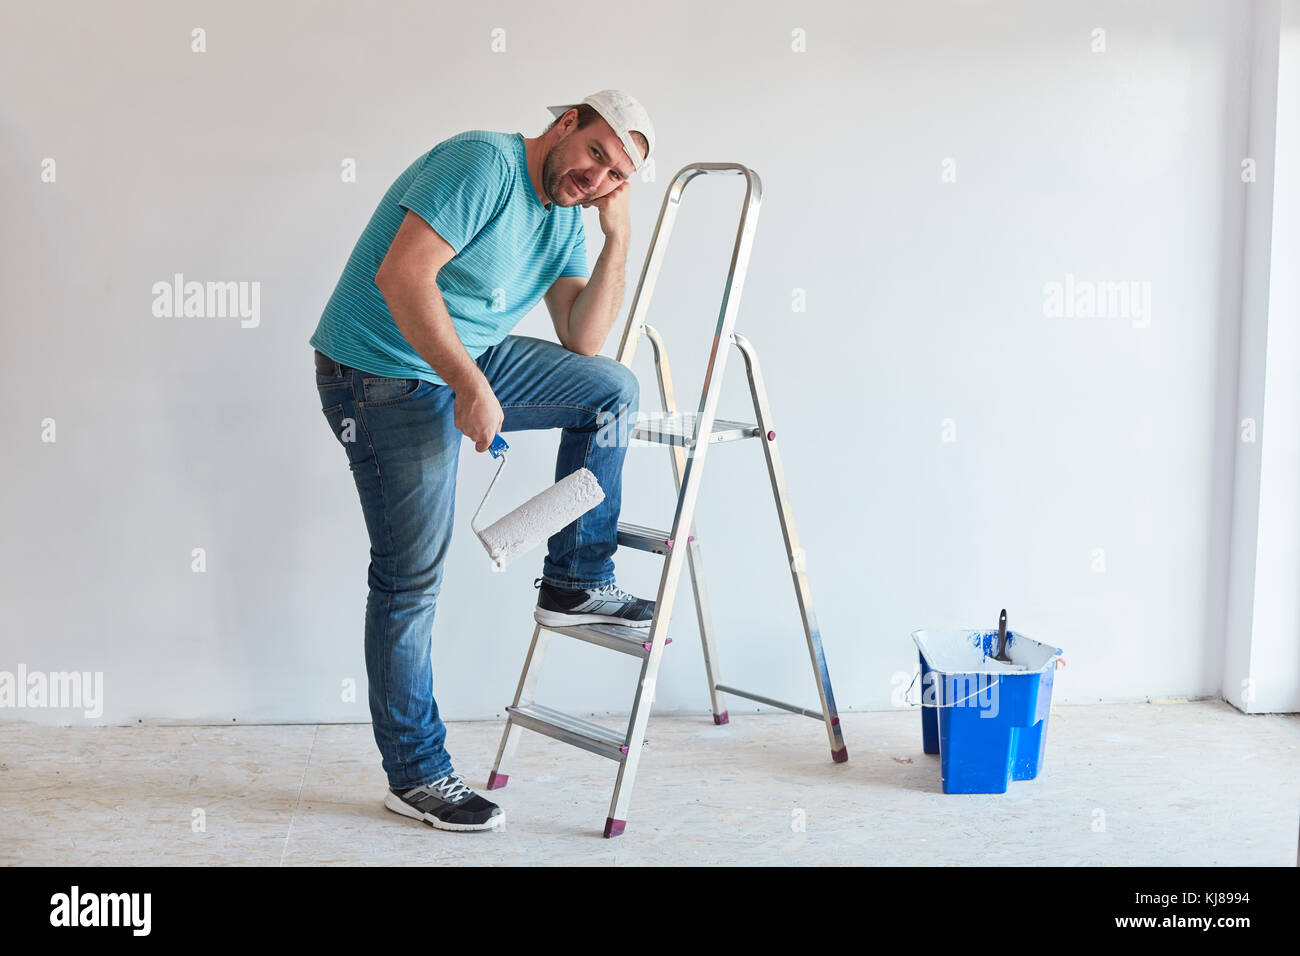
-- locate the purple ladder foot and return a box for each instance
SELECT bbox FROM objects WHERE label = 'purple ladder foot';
[831,746,848,763]
[486,771,509,790]
[713,710,730,725]
[604,817,626,838]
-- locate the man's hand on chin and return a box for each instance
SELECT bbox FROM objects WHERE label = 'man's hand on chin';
[583,179,630,246]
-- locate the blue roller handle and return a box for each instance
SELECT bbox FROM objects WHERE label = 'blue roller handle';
[488,434,509,458]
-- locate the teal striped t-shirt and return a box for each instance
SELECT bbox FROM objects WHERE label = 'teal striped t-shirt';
[309,130,590,385]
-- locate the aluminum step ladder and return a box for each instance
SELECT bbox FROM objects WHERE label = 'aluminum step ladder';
[486,161,847,838]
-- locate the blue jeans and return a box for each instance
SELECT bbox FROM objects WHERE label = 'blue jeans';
[314,335,640,790]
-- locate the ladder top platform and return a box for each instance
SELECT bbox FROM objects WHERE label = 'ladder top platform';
[633,410,761,447]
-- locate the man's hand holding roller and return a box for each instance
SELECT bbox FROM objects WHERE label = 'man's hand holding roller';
[453,378,504,454]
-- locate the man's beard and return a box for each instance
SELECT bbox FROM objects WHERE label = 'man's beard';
[542,148,586,207]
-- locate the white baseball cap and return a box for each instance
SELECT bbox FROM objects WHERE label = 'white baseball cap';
[546,89,656,172]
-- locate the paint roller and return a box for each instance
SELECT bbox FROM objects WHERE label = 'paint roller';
[470,434,606,571]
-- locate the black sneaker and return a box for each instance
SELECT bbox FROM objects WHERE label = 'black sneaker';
[533,577,655,629]
[384,772,504,832]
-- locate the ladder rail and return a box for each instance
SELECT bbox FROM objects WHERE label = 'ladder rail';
[643,323,845,739]
[606,166,763,827]
[733,332,846,760]
[489,160,847,837]
[615,162,760,381]
[643,323,727,721]
[487,624,552,790]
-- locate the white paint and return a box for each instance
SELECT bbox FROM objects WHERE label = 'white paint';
[912,629,1060,676]
[477,467,604,569]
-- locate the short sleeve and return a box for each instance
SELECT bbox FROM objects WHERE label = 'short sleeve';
[398,140,509,255]
[558,221,590,278]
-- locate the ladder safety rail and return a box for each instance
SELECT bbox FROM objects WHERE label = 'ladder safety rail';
[615,163,761,373]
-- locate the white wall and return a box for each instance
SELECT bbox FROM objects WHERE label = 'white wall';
[1223,0,1300,714]
[0,0,1279,725]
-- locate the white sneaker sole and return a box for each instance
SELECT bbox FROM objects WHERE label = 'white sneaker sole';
[384,790,505,832]
[534,606,653,629]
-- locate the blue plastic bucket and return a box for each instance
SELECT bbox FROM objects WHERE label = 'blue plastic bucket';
[911,628,1062,794]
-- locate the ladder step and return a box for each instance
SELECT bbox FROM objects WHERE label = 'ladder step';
[617,520,695,555]
[535,617,672,658]
[632,411,761,447]
[505,702,647,762]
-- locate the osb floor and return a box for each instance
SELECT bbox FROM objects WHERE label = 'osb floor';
[1,700,1296,866]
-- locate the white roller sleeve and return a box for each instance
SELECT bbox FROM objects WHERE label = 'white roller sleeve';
[477,467,605,570]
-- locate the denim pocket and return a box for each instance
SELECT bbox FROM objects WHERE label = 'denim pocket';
[317,376,352,414]
[320,402,349,443]
[360,376,422,407]
[321,402,370,466]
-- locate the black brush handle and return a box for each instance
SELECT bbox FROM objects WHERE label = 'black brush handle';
[995,608,1010,661]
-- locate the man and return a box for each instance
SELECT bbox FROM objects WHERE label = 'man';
[309,90,659,832]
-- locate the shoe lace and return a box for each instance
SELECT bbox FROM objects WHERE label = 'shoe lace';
[595,582,638,603]
[430,772,472,802]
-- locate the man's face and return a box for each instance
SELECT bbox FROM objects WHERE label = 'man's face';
[541,115,639,207]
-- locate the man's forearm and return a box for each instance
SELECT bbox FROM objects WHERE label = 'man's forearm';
[379,276,483,392]
[566,237,628,356]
